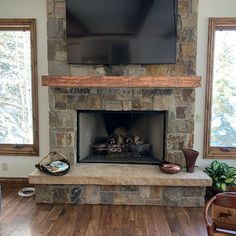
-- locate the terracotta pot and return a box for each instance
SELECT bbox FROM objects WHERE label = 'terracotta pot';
[182,149,199,173]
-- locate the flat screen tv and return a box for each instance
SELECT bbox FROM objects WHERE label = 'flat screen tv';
[66,0,177,65]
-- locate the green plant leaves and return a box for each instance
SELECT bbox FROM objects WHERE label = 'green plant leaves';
[221,183,227,191]
[211,160,220,171]
[220,163,228,173]
[228,167,236,176]
[219,175,227,180]
[216,182,221,190]
[205,167,215,177]
[205,160,236,192]
[224,177,235,184]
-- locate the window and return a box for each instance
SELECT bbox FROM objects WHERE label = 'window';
[204,18,236,159]
[0,19,39,155]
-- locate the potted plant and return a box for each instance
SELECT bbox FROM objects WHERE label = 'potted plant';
[205,160,236,194]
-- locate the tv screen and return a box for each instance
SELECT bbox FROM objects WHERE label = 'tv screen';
[66,0,177,65]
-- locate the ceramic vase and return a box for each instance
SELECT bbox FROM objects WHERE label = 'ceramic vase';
[182,149,199,173]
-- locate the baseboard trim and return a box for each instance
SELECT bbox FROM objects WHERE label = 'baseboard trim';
[0,177,29,183]
[0,177,30,188]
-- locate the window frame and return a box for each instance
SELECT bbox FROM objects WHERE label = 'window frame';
[204,17,236,159]
[0,19,39,156]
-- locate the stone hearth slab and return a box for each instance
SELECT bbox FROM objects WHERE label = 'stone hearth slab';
[29,164,211,186]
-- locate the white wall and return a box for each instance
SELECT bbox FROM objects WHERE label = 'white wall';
[195,0,236,169]
[0,0,235,177]
[0,0,49,177]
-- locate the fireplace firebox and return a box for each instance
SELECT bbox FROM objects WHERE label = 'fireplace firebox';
[77,111,167,164]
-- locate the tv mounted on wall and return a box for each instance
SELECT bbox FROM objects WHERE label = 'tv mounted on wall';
[66,0,177,65]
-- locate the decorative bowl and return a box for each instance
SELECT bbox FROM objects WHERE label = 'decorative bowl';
[159,163,182,174]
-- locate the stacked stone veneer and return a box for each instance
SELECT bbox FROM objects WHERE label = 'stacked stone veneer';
[37,0,205,206]
[36,185,205,207]
[47,0,199,165]
[49,87,195,167]
[47,0,198,76]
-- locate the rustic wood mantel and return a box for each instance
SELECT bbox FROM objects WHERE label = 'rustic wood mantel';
[42,75,201,88]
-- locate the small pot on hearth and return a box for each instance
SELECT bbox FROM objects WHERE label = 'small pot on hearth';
[182,148,199,173]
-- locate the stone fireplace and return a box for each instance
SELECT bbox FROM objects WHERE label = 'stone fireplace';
[29,0,212,206]
[49,87,195,167]
[31,85,210,207]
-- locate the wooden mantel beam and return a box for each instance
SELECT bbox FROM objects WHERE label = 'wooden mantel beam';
[42,75,201,88]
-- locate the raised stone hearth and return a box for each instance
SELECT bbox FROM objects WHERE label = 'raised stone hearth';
[29,164,211,206]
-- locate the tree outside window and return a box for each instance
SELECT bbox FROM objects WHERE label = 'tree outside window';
[0,19,39,155]
[204,18,236,159]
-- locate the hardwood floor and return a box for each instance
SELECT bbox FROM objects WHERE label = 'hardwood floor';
[0,186,208,236]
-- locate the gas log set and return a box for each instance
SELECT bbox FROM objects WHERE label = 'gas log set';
[92,127,151,156]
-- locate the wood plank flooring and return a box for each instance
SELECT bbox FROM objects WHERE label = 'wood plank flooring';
[0,187,208,236]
